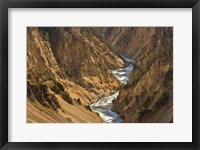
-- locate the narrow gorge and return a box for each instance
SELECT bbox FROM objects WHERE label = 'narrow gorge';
[90,54,135,123]
[27,27,173,123]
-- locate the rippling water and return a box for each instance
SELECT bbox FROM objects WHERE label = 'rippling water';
[90,54,134,123]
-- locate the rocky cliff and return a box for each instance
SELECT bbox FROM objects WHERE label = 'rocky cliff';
[27,27,173,123]
[112,27,173,123]
[39,27,124,101]
[95,27,170,61]
[27,27,123,123]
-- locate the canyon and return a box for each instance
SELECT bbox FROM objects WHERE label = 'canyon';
[27,27,173,123]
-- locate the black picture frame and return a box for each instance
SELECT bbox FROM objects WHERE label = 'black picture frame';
[0,0,199,149]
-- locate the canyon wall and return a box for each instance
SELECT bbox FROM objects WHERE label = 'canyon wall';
[95,27,170,61]
[39,27,124,100]
[27,27,173,123]
[27,27,123,123]
[112,27,173,123]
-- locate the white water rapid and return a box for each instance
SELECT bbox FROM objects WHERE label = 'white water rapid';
[90,54,135,123]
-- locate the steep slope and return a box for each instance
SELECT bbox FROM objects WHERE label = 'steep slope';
[27,27,173,123]
[95,27,169,61]
[38,27,124,99]
[27,27,103,123]
[113,27,173,123]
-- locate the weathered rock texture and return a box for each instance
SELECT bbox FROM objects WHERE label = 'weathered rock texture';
[27,27,124,123]
[111,27,173,123]
[27,27,173,123]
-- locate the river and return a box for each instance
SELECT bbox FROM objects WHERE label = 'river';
[90,54,135,123]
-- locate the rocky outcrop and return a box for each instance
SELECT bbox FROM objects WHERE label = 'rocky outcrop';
[27,27,102,123]
[38,27,124,99]
[113,27,173,123]
[27,27,173,123]
[95,27,171,61]
[27,27,124,123]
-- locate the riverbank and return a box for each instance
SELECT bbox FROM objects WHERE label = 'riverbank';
[90,54,135,123]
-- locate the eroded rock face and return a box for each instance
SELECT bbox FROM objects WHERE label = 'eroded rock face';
[27,27,124,123]
[27,27,173,123]
[112,28,173,123]
[95,27,171,61]
[39,27,124,99]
